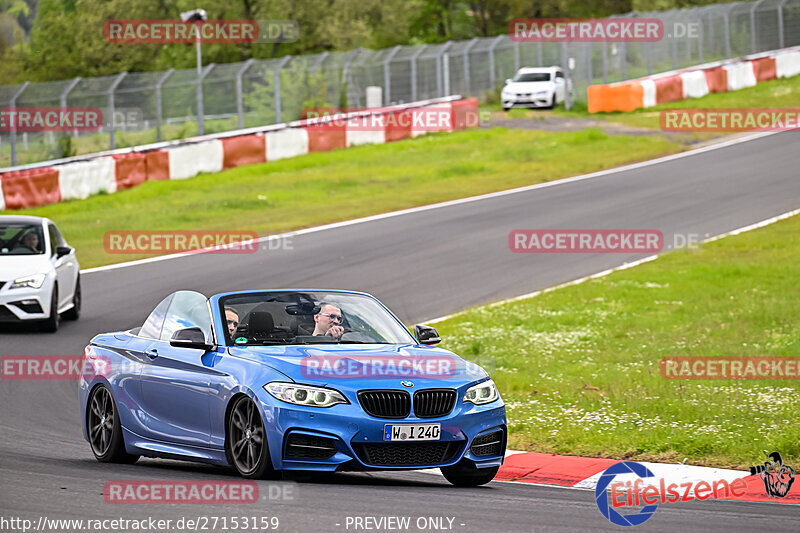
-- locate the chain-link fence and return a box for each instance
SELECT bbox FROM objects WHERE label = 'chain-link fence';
[2,0,798,168]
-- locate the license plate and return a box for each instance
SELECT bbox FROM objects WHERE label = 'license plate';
[383,423,440,441]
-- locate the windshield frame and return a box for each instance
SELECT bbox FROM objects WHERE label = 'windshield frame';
[214,290,417,347]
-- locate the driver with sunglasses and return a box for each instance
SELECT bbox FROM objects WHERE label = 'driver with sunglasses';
[225,307,240,337]
[312,303,344,339]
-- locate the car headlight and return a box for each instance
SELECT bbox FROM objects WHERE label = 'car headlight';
[10,274,46,290]
[264,382,348,408]
[464,379,499,405]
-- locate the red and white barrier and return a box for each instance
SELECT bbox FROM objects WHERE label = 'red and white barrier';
[776,50,800,78]
[58,157,116,201]
[0,96,477,211]
[723,62,757,91]
[168,139,224,180]
[266,128,309,160]
[589,46,800,113]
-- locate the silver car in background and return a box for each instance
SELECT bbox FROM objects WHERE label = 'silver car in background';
[0,215,81,332]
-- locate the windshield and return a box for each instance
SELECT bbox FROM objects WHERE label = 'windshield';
[220,291,416,346]
[512,72,551,82]
[0,224,46,256]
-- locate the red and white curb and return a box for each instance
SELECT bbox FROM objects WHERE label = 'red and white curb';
[423,451,799,505]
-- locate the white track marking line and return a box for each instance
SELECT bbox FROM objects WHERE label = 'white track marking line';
[424,207,800,324]
[82,130,783,275]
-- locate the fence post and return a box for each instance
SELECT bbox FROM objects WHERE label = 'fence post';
[437,41,453,97]
[586,42,593,85]
[9,81,29,167]
[601,42,608,83]
[488,35,505,89]
[410,45,426,102]
[155,68,174,142]
[341,48,361,107]
[537,41,543,65]
[697,12,704,64]
[463,38,479,95]
[777,0,787,48]
[443,53,450,96]
[60,77,81,141]
[514,40,520,71]
[383,45,402,105]
[235,59,254,129]
[723,11,731,58]
[646,41,653,75]
[197,63,214,135]
[620,41,627,80]
[274,56,292,123]
[750,0,765,54]
[107,72,127,150]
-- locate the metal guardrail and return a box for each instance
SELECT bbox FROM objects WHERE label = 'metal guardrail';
[1,0,798,167]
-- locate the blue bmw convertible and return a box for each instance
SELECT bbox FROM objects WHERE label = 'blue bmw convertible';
[79,289,506,486]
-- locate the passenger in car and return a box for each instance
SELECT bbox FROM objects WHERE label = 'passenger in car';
[224,307,240,337]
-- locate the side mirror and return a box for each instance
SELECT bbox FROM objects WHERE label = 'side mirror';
[505,78,512,85]
[414,324,441,345]
[56,246,72,258]
[170,327,215,351]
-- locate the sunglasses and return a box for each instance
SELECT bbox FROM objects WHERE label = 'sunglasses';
[227,319,239,327]
[319,313,342,322]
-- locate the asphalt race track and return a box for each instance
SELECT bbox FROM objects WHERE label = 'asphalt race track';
[1,132,799,532]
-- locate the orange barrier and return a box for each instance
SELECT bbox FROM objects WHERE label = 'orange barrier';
[1,167,61,210]
[587,82,643,113]
[305,123,347,153]
[113,153,147,191]
[451,97,479,130]
[751,57,777,82]
[654,75,683,104]
[222,134,266,169]
[385,110,413,143]
[704,67,729,93]
[144,150,170,181]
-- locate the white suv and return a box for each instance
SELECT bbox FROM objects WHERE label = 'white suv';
[0,215,81,332]
[501,66,569,110]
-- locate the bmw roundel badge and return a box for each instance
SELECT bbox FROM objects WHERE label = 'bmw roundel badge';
[401,380,414,388]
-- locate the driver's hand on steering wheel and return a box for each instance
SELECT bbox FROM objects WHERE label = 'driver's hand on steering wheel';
[326,325,344,339]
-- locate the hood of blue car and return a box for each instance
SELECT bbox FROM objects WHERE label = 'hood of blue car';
[227,343,488,389]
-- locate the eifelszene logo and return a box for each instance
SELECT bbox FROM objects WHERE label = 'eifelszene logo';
[750,452,795,498]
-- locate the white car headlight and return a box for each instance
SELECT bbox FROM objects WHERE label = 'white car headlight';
[264,382,348,408]
[464,379,499,405]
[10,273,46,290]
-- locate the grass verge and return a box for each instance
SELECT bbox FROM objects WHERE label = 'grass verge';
[436,214,800,469]
[10,127,681,268]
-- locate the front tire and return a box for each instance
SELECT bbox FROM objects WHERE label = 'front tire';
[41,286,59,333]
[63,277,81,320]
[226,395,275,479]
[87,385,139,464]
[441,461,499,487]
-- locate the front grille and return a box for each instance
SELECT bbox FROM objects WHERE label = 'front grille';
[0,305,20,322]
[284,433,337,460]
[354,442,462,467]
[358,390,411,419]
[470,430,504,457]
[413,389,457,418]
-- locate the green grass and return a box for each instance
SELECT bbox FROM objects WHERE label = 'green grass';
[10,127,681,268]
[435,214,800,469]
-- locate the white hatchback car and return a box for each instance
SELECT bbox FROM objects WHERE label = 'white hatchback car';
[0,215,81,332]
[501,66,569,110]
